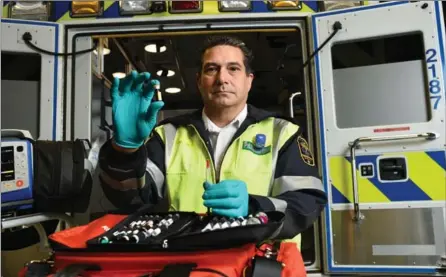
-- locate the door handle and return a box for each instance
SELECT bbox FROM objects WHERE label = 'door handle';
[288,92,301,119]
[348,132,438,223]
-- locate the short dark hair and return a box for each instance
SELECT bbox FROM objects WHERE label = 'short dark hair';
[198,35,254,75]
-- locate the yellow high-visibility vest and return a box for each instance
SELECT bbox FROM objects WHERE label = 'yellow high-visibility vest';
[153,117,301,247]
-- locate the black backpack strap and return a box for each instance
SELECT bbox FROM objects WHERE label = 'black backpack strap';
[246,241,283,277]
[53,264,101,277]
[247,256,282,277]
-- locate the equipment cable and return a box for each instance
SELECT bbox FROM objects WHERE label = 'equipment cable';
[21,32,97,56]
[303,21,342,69]
[277,21,343,73]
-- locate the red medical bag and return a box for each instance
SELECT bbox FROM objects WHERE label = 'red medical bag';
[19,208,307,277]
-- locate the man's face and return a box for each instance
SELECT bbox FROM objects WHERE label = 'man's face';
[197,45,254,109]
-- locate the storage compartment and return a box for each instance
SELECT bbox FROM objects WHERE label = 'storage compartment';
[378,157,407,181]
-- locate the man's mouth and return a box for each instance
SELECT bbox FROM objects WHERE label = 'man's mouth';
[213,90,232,94]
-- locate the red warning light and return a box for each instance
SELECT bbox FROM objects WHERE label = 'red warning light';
[170,1,202,13]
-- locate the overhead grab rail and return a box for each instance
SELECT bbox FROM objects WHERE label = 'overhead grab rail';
[348,132,438,223]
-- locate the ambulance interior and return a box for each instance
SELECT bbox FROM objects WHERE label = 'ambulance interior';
[91,30,310,138]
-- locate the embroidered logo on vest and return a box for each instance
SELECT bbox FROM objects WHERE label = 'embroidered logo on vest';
[242,141,271,155]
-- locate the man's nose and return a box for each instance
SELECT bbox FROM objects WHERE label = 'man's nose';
[216,68,230,84]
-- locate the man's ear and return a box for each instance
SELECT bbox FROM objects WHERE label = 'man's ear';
[247,72,254,92]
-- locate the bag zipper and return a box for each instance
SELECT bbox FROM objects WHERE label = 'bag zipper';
[162,239,168,249]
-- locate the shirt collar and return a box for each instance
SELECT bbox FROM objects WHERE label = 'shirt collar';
[202,105,248,132]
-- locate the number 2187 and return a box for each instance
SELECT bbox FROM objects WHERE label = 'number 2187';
[426,48,442,110]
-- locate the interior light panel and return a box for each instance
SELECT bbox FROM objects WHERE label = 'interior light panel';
[8,1,50,21]
[119,0,151,15]
[219,0,251,12]
[71,1,103,17]
[268,0,301,10]
[169,1,202,13]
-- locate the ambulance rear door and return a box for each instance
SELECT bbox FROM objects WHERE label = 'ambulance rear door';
[1,19,64,141]
[311,1,446,275]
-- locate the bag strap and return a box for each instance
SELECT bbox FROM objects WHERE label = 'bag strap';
[248,256,282,277]
[246,241,283,277]
[53,264,101,277]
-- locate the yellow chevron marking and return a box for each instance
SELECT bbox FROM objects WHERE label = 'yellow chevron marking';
[104,1,115,11]
[329,156,390,203]
[300,3,315,13]
[383,152,446,201]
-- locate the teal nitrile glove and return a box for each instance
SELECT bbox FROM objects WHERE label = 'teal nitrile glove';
[111,70,164,149]
[202,180,249,218]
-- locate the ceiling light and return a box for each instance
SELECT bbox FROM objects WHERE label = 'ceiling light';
[157,69,175,77]
[113,72,126,79]
[165,87,181,94]
[93,48,111,55]
[145,44,166,53]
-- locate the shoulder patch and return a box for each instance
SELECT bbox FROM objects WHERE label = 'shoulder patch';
[297,136,315,166]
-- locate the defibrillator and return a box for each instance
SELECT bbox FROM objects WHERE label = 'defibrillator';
[1,129,34,212]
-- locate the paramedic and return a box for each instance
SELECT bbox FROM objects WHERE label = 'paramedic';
[98,35,327,239]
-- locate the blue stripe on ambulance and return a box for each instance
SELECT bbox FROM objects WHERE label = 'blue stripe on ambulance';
[426,150,446,169]
[331,185,350,204]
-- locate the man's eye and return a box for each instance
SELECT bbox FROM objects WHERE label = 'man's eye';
[205,68,217,73]
[229,67,240,71]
